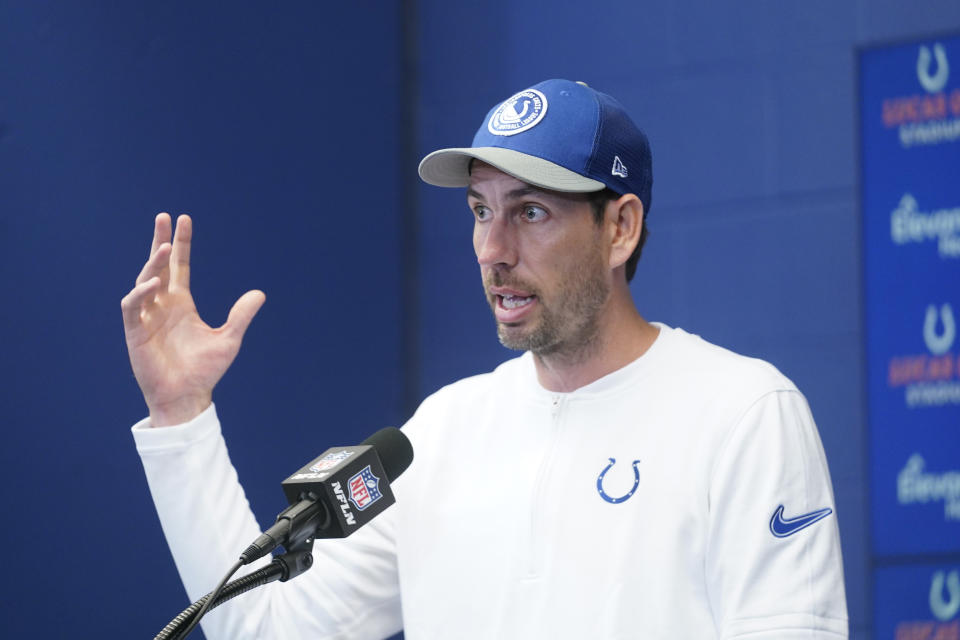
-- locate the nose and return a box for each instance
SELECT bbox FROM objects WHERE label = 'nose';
[475,216,517,268]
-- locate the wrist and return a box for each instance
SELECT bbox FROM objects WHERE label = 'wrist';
[148,394,213,427]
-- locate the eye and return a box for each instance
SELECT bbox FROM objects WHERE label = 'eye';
[521,205,547,222]
[473,205,491,221]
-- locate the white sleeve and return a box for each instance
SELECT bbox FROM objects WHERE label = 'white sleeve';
[705,390,848,640]
[132,404,403,640]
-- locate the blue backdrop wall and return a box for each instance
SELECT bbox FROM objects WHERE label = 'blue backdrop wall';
[2,2,960,638]
[0,3,404,637]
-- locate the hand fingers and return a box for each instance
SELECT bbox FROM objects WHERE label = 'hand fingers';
[224,290,266,339]
[150,213,172,257]
[136,243,172,286]
[121,277,162,330]
[170,214,193,290]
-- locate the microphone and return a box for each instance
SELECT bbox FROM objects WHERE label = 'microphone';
[241,427,413,564]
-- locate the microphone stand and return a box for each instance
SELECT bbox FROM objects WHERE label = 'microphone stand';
[153,543,315,640]
[155,494,327,639]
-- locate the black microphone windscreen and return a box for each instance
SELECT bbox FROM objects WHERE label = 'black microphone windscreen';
[362,427,413,483]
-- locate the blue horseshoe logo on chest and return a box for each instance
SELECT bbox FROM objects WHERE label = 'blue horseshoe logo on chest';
[597,458,641,504]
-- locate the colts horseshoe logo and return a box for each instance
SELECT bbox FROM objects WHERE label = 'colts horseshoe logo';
[930,570,960,622]
[924,304,956,356]
[597,458,641,504]
[917,44,950,94]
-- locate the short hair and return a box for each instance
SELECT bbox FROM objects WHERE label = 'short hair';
[587,189,649,282]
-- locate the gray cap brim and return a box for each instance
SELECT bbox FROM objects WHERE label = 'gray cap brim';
[418,147,605,193]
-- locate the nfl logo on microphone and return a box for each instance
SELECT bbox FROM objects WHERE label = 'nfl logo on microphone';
[348,465,383,511]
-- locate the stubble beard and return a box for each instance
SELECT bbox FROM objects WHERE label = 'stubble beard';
[486,255,611,362]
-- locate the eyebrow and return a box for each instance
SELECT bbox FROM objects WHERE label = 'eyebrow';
[466,185,544,202]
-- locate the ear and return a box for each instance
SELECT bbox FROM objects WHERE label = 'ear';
[607,193,644,271]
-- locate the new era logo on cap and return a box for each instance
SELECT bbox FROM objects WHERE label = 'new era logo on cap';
[612,155,628,178]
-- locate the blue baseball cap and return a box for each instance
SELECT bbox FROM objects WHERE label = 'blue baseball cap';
[418,79,653,210]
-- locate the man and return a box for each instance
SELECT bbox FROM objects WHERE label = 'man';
[125,79,848,638]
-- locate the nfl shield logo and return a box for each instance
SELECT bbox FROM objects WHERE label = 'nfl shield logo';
[348,465,383,511]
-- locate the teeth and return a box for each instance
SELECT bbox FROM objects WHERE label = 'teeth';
[502,295,534,309]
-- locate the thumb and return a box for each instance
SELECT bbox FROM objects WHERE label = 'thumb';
[225,289,267,339]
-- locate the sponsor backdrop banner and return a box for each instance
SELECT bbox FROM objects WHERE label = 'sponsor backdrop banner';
[875,564,960,639]
[862,34,960,555]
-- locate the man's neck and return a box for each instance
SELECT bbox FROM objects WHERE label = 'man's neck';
[532,293,659,393]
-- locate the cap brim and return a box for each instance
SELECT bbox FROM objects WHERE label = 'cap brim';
[418,147,605,193]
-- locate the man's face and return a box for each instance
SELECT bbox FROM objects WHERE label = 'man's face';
[467,163,611,357]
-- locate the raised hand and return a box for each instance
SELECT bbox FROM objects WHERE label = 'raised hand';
[121,213,266,426]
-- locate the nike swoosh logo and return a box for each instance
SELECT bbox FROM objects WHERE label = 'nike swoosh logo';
[769,504,833,538]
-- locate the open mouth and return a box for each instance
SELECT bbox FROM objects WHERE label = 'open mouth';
[493,292,538,323]
[499,294,536,310]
